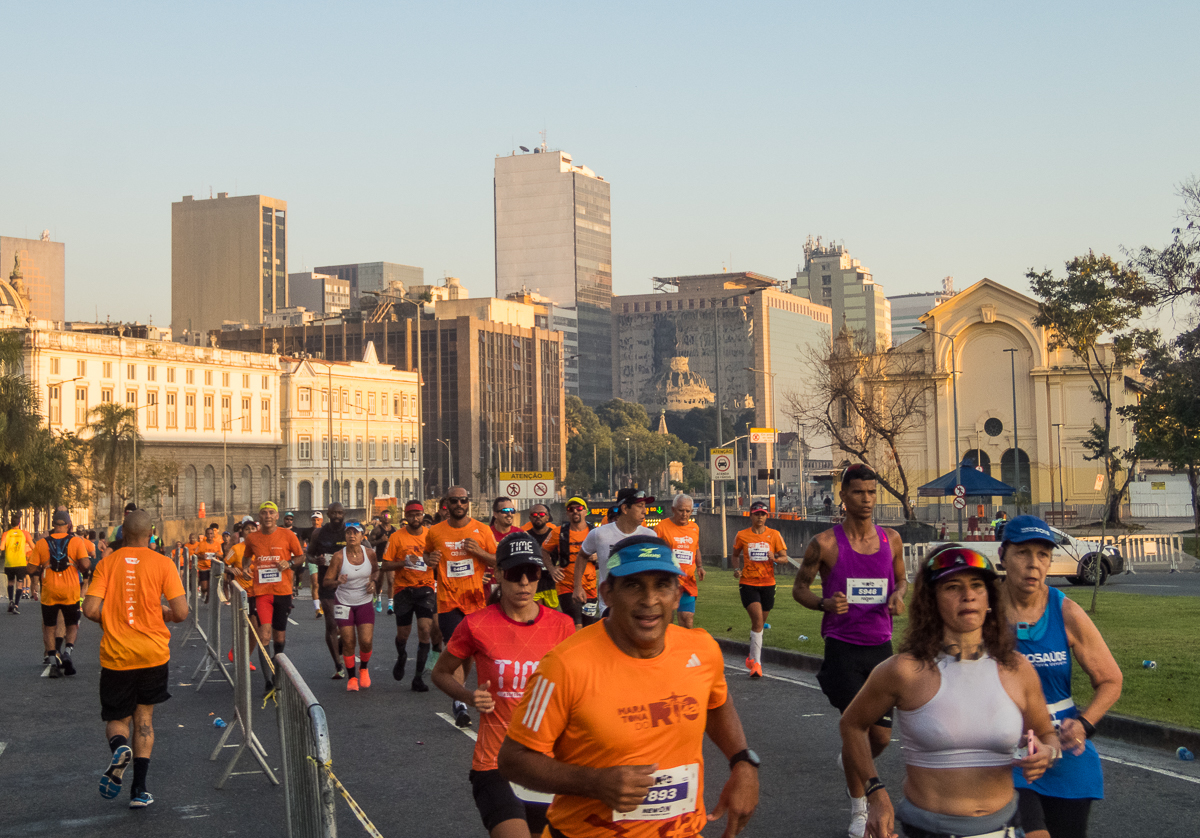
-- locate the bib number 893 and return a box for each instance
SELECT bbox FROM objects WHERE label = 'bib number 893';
[646,787,679,802]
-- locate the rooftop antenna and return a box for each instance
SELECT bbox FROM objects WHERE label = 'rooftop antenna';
[539,128,547,152]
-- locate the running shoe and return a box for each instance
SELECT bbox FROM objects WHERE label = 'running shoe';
[42,653,52,666]
[848,795,868,838]
[60,652,76,677]
[373,595,383,613]
[129,791,154,809]
[10,604,18,615]
[359,670,372,689]
[315,607,323,619]
[332,667,347,680]
[347,676,359,692]
[453,700,471,728]
[411,675,429,693]
[99,745,132,799]
[426,649,440,671]
[745,657,763,679]
[393,652,407,681]
[387,600,394,615]
[48,653,62,678]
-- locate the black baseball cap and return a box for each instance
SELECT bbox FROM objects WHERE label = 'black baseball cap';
[616,488,655,507]
[495,532,545,572]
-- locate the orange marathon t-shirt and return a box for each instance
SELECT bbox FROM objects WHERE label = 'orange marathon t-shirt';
[242,528,305,597]
[30,534,93,606]
[446,603,575,771]
[425,519,498,615]
[225,542,251,592]
[734,527,788,587]
[507,623,729,838]
[542,525,596,598]
[655,519,701,597]
[383,527,434,590]
[88,547,186,671]
[198,535,223,571]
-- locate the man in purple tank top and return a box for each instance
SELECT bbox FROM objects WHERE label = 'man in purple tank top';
[793,463,906,838]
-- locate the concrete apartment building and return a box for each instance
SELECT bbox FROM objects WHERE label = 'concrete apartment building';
[279,344,421,513]
[1,233,65,322]
[888,278,957,347]
[792,237,891,350]
[506,289,580,397]
[288,271,351,315]
[171,193,288,342]
[613,272,832,498]
[494,146,612,405]
[313,261,424,309]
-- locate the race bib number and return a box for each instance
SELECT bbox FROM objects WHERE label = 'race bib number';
[333,604,350,620]
[257,565,283,584]
[447,558,474,579]
[846,578,887,604]
[510,781,553,805]
[748,544,771,562]
[405,555,427,572]
[612,763,698,822]
[582,602,598,617]
[673,548,694,567]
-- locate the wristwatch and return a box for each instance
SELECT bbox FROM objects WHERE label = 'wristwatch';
[729,748,761,770]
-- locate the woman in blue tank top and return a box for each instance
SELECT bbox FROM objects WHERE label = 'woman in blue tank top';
[998,516,1123,838]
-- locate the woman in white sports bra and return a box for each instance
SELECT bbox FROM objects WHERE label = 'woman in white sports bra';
[841,545,1062,838]
[323,522,381,692]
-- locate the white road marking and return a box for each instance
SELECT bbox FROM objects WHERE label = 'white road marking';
[725,662,822,690]
[40,665,51,678]
[437,711,478,741]
[1100,754,1200,784]
[0,742,6,758]
[288,617,299,625]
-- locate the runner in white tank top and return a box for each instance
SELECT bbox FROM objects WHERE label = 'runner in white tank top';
[323,523,380,692]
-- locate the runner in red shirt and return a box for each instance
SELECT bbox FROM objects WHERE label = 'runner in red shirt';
[237,501,306,693]
[432,531,575,838]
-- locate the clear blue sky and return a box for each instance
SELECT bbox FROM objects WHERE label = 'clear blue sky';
[3,2,1197,325]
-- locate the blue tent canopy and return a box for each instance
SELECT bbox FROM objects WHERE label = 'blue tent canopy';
[918,468,1016,497]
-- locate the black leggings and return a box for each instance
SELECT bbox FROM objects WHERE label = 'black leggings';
[1016,788,1092,838]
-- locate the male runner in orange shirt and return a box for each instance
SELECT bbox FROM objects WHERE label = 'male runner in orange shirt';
[543,497,597,628]
[198,523,222,604]
[380,500,435,692]
[83,510,188,809]
[500,534,759,838]
[424,486,497,727]
[30,510,94,676]
[655,493,705,629]
[239,501,306,693]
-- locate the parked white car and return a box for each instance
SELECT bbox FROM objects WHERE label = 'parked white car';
[931,526,1123,585]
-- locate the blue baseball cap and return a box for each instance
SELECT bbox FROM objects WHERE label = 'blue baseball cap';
[1002,515,1056,546]
[345,521,365,533]
[606,535,684,578]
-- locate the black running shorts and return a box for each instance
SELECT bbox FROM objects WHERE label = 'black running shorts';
[739,583,776,612]
[437,608,467,644]
[100,663,171,721]
[198,570,211,584]
[1016,788,1091,838]
[817,636,894,727]
[469,768,549,834]
[41,602,81,628]
[393,586,436,627]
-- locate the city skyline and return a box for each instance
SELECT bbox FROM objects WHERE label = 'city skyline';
[2,3,1196,326]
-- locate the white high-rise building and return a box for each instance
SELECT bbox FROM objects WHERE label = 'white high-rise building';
[792,237,891,350]
[494,145,612,405]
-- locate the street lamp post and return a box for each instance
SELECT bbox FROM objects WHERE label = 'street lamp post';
[746,366,778,513]
[222,412,251,516]
[625,437,631,489]
[915,326,962,538]
[436,438,453,490]
[1003,348,1021,502]
[1053,422,1065,523]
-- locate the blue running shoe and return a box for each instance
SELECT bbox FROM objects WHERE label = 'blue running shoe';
[129,791,154,809]
[99,746,132,799]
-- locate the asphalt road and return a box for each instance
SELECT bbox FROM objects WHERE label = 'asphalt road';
[1053,568,1200,598]
[3,592,1199,838]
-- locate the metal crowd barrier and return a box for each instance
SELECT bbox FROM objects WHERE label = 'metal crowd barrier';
[901,543,931,582]
[178,553,207,649]
[1083,532,1190,573]
[276,653,338,838]
[193,559,234,689]
[212,581,278,788]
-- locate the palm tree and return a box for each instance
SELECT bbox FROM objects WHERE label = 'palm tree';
[0,331,43,519]
[84,402,140,525]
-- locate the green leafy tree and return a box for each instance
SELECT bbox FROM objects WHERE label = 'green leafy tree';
[84,402,140,525]
[1029,252,1155,612]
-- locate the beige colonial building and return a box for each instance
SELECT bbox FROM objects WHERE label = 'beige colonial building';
[279,343,421,515]
[889,279,1140,515]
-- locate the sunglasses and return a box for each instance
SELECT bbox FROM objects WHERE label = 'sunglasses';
[497,508,516,514]
[924,547,993,581]
[529,511,549,518]
[447,498,470,505]
[503,566,542,583]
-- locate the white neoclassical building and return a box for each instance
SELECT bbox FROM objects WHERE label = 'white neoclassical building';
[279,342,421,515]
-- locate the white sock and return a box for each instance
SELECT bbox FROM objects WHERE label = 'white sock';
[314,600,321,611]
[749,630,763,663]
[850,795,867,813]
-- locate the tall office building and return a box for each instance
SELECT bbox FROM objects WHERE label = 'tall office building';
[313,262,424,309]
[171,193,287,341]
[288,271,351,315]
[792,237,890,350]
[0,233,65,322]
[494,146,612,405]
[888,278,956,347]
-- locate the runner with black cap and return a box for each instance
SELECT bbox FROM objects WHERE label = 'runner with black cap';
[432,531,575,838]
[576,488,656,614]
[499,534,759,838]
[29,510,93,676]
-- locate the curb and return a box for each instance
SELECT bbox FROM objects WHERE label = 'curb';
[714,637,1200,755]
